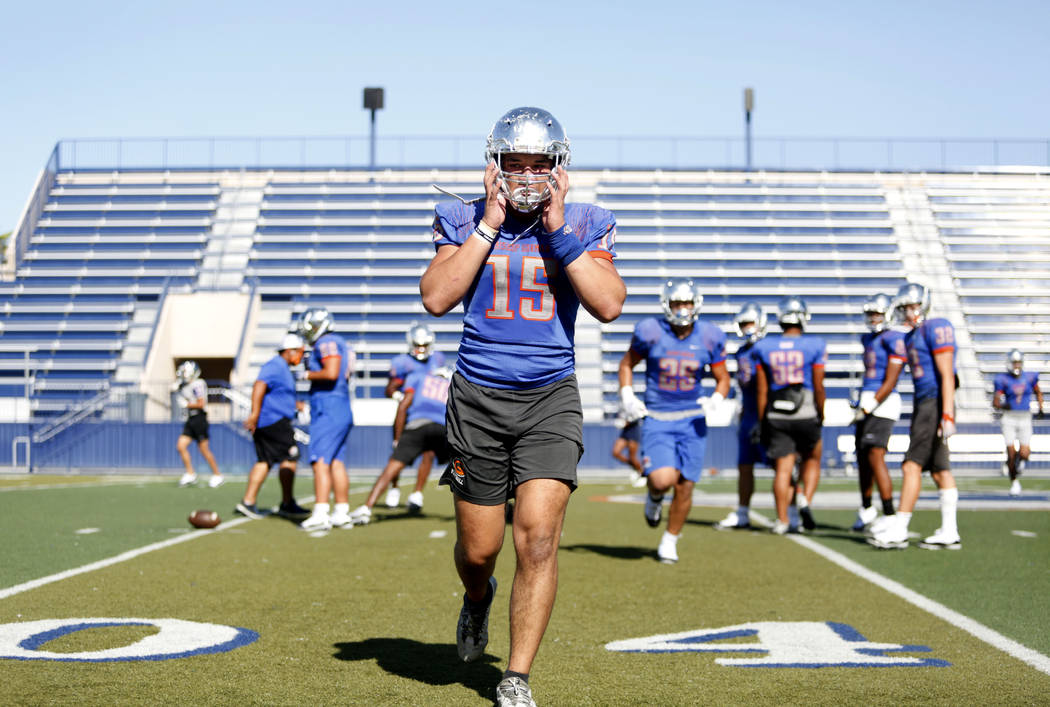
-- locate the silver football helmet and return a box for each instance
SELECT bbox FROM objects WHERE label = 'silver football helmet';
[893,282,930,325]
[484,106,571,213]
[660,279,702,327]
[863,293,893,333]
[176,360,201,384]
[777,296,810,329]
[1007,348,1024,375]
[296,307,334,344]
[734,301,767,343]
[406,322,435,362]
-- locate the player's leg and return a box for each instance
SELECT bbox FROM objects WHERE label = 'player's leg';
[277,461,307,510]
[412,449,436,496]
[197,438,223,483]
[362,458,409,511]
[771,454,795,527]
[611,437,630,466]
[796,434,822,530]
[454,496,506,662]
[922,460,960,548]
[1005,441,1017,477]
[626,439,643,473]
[507,477,571,675]
[241,461,270,505]
[176,434,195,475]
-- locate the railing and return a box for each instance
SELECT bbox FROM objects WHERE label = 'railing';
[5,145,58,274]
[54,136,1050,173]
[32,388,110,444]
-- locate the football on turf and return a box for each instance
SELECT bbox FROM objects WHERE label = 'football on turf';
[188,509,221,529]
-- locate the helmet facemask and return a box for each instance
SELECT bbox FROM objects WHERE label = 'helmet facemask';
[1007,349,1024,375]
[735,301,767,343]
[777,296,810,330]
[296,308,334,345]
[863,293,892,333]
[893,283,930,327]
[660,280,702,327]
[485,107,571,213]
[407,324,435,362]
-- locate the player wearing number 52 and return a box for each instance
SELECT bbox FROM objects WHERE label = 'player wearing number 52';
[753,296,827,535]
[421,107,624,707]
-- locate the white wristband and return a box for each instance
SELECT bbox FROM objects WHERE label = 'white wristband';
[473,220,498,244]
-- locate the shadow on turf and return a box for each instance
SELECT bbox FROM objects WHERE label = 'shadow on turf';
[560,543,655,560]
[333,638,501,698]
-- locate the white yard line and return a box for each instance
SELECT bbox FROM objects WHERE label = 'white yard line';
[0,477,171,492]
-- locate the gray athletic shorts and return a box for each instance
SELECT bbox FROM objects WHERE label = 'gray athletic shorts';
[905,397,951,472]
[1001,411,1033,446]
[439,372,583,505]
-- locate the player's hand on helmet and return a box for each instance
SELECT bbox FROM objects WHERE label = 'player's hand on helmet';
[482,160,507,231]
[940,414,956,439]
[619,385,647,423]
[542,165,568,233]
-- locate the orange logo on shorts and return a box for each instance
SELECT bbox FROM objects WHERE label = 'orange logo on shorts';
[452,458,466,484]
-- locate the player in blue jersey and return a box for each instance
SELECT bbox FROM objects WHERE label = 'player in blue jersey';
[851,293,906,533]
[993,349,1043,496]
[717,301,768,530]
[295,307,356,531]
[753,296,827,535]
[350,364,454,524]
[869,283,961,550]
[618,279,731,562]
[382,322,448,509]
[234,333,309,520]
[421,107,624,706]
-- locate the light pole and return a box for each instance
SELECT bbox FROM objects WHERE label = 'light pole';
[744,87,754,171]
[363,87,385,171]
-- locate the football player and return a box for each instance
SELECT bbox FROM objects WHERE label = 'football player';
[716,301,768,530]
[993,349,1043,496]
[235,333,310,520]
[350,365,454,524]
[382,322,447,508]
[753,296,827,534]
[295,307,355,531]
[610,416,645,487]
[174,360,224,488]
[851,293,906,532]
[422,106,624,707]
[869,283,961,550]
[618,279,730,562]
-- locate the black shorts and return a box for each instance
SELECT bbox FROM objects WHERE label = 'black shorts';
[393,421,450,465]
[905,398,951,472]
[440,372,583,506]
[181,412,209,442]
[763,417,822,461]
[253,417,300,467]
[856,415,894,451]
[619,419,642,444]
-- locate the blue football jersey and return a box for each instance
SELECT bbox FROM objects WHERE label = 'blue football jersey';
[752,334,827,391]
[735,341,759,418]
[994,370,1039,411]
[388,351,448,382]
[256,354,297,428]
[630,317,727,413]
[403,367,451,426]
[861,329,907,393]
[904,317,956,403]
[308,332,352,403]
[432,200,616,389]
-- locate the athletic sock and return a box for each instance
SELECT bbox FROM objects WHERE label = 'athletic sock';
[939,487,959,535]
[313,503,330,515]
[466,579,495,611]
[661,530,679,545]
[861,495,873,509]
[882,498,895,516]
[737,505,749,521]
[896,511,912,530]
[334,502,349,515]
[503,670,529,684]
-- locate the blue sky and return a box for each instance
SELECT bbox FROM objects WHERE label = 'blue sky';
[2,0,1048,231]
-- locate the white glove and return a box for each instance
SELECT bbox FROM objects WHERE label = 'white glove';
[296,406,310,425]
[292,365,309,381]
[391,390,405,402]
[940,414,956,439]
[861,400,876,416]
[620,385,648,423]
[701,391,725,419]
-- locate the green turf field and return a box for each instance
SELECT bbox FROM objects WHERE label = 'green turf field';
[2,473,1048,705]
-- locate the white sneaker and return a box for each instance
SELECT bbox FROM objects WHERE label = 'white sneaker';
[852,505,878,531]
[1000,462,1010,478]
[406,491,424,512]
[207,474,226,488]
[300,512,332,531]
[1009,480,1022,497]
[919,528,961,550]
[868,518,909,549]
[771,520,789,535]
[178,472,198,487]
[866,513,896,538]
[495,676,537,707]
[644,493,664,528]
[628,471,647,488]
[384,487,401,508]
[716,510,750,530]
[349,505,372,526]
[330,510,353,528]
[657,536,679,564]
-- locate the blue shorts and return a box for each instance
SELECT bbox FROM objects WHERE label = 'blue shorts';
[642,415,708,483]
[309,396,352,465]
[619,420,642,444]
[737,414,767,467]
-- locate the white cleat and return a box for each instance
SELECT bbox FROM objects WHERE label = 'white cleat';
[300,512,332,531]
[628,471,647,488]
[178,472,198,487]
[852,505,879,532]
[384,487,401,508]
[644,493,664,528]
[715,511,750,530]
[919,528,961,550]
[349,505,372,526]
[868,518,909,549]
[865,514,896,538]
[406,491,424,513]
[657,537,679,564]
[207,474,226,488]
[771,520,789,536]
[330,510,353,529]
[1009,480,1022,497]
[495,676,537,707]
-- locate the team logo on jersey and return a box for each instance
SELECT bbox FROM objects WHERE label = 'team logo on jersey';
[605,621,949,668]
[0,618,258,662]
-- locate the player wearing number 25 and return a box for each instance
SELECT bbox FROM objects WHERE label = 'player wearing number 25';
[421,107,624,706]
[753,296,827,535]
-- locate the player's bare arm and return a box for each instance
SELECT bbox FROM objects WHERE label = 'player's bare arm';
[243,379,267,432]
[711,361,731,399]
[393,389,413,441]
[813,365,826,423]
[874,358,903,405]
[755,364,769,422]
[618,348,644,388]
[306,355,342,383]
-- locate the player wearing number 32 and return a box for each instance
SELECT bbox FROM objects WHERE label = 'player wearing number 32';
[422,107,624,707]
[618,279,730,564]
[753,296,827,535]
[869,282,961,550]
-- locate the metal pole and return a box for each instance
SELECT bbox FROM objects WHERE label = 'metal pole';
[369,109,377,171]
[744,88,754,171]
